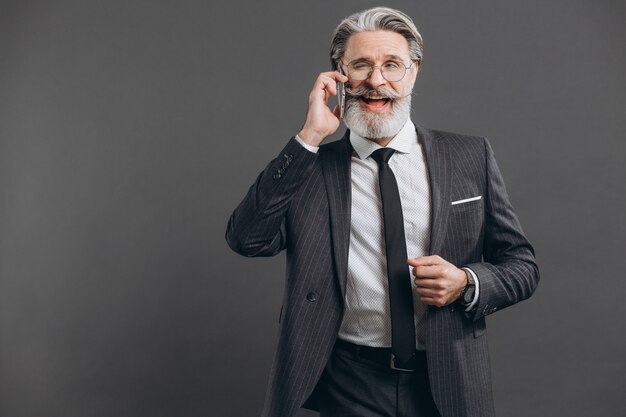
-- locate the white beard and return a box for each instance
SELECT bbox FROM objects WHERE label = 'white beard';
[343,91,412,141]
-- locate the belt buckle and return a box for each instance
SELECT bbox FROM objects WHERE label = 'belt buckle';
[390,353,414,372]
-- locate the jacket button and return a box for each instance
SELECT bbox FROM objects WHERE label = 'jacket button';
[272,173,281,180]
[306,292,317,302]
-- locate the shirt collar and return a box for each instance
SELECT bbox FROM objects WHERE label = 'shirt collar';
[349,119,416,160]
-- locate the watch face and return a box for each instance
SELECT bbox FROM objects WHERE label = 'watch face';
[463,285,476,304]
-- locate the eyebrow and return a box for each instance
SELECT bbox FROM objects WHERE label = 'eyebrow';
[383,54,405,61]
[349,54,407,63]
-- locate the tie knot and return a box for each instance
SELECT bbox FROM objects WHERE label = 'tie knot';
[371,148,396,165]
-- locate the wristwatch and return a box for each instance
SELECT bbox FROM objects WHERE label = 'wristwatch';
[460,268,476,305]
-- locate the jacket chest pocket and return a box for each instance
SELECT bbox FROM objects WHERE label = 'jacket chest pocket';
[444,197,485,259]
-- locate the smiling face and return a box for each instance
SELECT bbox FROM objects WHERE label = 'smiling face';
[341,30,419,143]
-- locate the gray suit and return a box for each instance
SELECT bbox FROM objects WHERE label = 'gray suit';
[226,125,539,417]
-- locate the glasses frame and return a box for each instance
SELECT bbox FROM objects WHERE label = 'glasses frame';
[339,59,417,82]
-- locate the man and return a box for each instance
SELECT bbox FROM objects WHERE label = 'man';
[226,6,538,417]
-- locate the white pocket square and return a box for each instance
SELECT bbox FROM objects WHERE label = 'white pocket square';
[451,195,482,205]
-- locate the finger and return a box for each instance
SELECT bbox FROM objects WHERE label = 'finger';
[316,72,348,95]
[321,78,337,97]
[418,294,444,304]
[412,265,441,278]
[414,278,441,290]
[321,71,349,84]
[310,76,335,102]
[407,255,443,267]
[332,104,341,118]
[415,286,439,297]
[314,78,338,105]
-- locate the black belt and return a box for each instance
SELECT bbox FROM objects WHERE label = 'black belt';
[334,339,426,372]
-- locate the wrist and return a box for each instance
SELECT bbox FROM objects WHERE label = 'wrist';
[459,268,476,305]
[298,128,325,147]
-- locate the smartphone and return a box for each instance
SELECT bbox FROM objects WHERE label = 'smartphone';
[337,81,345,119]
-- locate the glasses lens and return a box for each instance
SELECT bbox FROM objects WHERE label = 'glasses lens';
[347,62,372,80]
[382,66,405,82]
[382,61,411,82]
[346,62,409,82]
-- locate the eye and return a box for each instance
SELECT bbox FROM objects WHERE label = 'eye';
[351,62,371,71]
[383,61,401,69]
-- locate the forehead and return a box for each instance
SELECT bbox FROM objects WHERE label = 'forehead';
[344,30,410,62]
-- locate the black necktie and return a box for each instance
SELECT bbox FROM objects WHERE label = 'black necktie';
[371,148,416,365]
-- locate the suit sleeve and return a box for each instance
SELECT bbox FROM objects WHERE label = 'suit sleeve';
[465,138,540,320]
[225,137,318,257]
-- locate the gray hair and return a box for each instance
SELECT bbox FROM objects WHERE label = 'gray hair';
[330,7,424,71]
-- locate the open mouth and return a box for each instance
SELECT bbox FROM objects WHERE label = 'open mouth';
[359,96,392,112]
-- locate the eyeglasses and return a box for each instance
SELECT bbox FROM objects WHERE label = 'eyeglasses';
[340,59,416,82]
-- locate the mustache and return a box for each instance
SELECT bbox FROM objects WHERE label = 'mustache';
[344,85,403,100]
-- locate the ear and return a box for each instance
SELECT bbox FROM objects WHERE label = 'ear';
[409,62,419,86]
[412,62,419,80]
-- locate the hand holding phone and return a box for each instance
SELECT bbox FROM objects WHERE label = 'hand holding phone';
[298,71,348,146]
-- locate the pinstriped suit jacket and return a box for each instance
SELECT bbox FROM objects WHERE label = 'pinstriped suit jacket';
[226,125,539,417]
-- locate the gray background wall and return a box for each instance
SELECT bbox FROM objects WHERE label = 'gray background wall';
[1,0,625,416]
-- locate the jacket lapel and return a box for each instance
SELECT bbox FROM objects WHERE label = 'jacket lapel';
[416,125,451,256]
[320,131,352,297]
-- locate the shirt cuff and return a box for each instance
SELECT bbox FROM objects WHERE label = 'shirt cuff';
[461,267,480,312]
[295,134,319,154]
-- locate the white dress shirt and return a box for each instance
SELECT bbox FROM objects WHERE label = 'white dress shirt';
[295,119,479,350]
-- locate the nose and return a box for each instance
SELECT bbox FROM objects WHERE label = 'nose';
[366,66,387,88]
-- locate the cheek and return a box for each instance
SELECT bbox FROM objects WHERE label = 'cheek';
[390,81,410,97]
[347,80,365,91]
